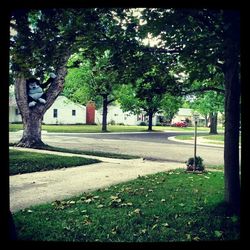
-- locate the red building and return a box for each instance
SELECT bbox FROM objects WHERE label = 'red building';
[86,101,96,124]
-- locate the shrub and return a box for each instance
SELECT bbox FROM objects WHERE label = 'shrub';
[186,156,205,171]
[109,120,116,125]
[139,121,147,126]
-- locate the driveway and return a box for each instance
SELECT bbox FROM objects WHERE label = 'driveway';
[10,148,185,212]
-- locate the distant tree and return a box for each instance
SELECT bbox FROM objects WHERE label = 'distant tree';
[64,50,121,132]
[160,94,183,124]
[118,70,180,131]
[191,91,224,133]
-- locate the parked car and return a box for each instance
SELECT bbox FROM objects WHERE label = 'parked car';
[171,121,188,127]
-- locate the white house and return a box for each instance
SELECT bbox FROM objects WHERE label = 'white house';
[42,96,86,124]
[95,105,158,126]
[9,95,86,125]
[171,108,205,126]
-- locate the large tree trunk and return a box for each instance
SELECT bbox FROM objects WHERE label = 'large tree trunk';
[17,113,44,148]
[223,11,240,213]
[102,94,108,132]
[224,62,240,213]
[14,58,70,148]
[147,111,153,131]
[209,112,218,134]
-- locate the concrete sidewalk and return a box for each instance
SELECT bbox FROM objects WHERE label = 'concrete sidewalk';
[9,147,185,212]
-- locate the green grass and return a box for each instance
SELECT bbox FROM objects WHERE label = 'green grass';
[174,135,193,140]
[9,123,217,133]
[41,145,140,159]
[202,135,224,141]
[10,144,140,160]
[175,134,241,146]
[13,169,239,242]
[9,149,101,175]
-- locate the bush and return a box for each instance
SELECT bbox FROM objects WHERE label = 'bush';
[109,120,116,125]
[186,156,205,171]
[139,121,147,126]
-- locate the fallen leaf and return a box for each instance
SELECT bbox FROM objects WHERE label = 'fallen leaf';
[231,216,239,223]
[85,198,92,204]
[133,208,141,214]
[214,230,223,238]
[110,195,119,200]
[193,236,200,241]
[161,223,169,227]
[152,224,158,230]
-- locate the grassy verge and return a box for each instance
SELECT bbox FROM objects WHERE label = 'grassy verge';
[13,168,239,242]
[41,145,140,159]
[9,149,101,175]
[174,135,193,140]
[9,123,217,133]
[10,144,140,160]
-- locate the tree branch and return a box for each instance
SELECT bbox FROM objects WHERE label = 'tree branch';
[107,98,115,105]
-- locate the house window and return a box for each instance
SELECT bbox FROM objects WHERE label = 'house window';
[72,110,76,116]
[53,109,58,118]
[15,108,20,115]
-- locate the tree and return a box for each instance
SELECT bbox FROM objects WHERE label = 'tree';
[139,8,240,212]
[64,50,121,132]
[10,8,140,145]
[118,68,180,131]
[190,90,224,133]
[10,9,75,147]
[160,93,183,124]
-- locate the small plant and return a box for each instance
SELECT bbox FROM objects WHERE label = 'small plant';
[186,156,205,172]
[109,120,116,125]
[139,121,147,126]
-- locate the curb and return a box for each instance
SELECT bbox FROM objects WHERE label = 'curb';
[167,136,225,148]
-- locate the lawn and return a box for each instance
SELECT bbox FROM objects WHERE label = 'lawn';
[9,149,101,175]
[9,123,215,133]
[13,168,239,242]
[9,145,140,160]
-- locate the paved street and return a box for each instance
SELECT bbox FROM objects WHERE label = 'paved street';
[9,131,234,165]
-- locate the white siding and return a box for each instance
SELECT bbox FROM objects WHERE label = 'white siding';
[43,96,86,124]
[96,105,158,126]
[9,106,22,123]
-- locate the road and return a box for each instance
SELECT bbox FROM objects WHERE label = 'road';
[9,131,233,166]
